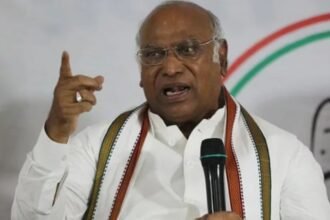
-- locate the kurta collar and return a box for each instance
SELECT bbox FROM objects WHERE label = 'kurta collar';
[148,107,226,148]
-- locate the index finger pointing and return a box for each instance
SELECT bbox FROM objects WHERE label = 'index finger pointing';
[60,51,72,79]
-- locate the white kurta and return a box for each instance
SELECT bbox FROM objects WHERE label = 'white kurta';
[12,107,330,219]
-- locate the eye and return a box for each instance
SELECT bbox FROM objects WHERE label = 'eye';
[176,41,200,57]
[141,48,165,59]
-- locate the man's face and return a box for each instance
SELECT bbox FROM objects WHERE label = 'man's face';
[139,5,226,126]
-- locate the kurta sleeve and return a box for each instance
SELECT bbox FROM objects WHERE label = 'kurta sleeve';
[280,138,330,220]
[11,124,106,220]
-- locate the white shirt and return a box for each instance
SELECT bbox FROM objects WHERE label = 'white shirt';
[119,108,226,219]
[11,108,330,219]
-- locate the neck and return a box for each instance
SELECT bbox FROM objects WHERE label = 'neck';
[179,122,198,139]
[182,90,226,138]
[177,114,212,138]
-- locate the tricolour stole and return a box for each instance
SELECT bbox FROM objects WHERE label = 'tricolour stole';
[83,88,271,220]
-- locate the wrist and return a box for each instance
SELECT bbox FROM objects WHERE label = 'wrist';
[45,119,70,143]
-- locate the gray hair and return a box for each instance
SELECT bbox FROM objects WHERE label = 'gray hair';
[136,0,224,63]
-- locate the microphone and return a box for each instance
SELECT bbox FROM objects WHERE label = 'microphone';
[200,138,227,213]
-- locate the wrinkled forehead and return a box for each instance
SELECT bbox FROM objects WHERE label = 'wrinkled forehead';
[139,4,213,47]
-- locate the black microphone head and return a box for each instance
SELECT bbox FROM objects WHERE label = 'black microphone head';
[200,138,226,167]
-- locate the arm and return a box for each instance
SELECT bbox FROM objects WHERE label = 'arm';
[11,52,104,219]
[11,126,105,219]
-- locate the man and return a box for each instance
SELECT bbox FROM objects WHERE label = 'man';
[12,1,330,220]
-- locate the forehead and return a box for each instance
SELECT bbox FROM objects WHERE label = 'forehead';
[140,4,213,46]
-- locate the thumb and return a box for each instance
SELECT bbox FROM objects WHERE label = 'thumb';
[59,51,72,79]
[94,75,104,90]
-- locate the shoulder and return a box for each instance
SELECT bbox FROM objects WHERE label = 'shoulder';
[252,115,302,150]
[252,116,330,217]
[69,106,146,160]
[69,121,113,160]
[251,115,325,186]
[250,115,315,173]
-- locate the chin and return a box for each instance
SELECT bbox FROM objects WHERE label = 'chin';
[149,101,201,124]
[159,107,198,125]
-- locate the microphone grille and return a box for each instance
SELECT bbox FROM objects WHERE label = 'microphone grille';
[200,138,226,166]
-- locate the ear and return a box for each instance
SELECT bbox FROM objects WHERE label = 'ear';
[219,39,228,77]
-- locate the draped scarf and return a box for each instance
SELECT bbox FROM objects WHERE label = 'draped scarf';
[83,88,271,220]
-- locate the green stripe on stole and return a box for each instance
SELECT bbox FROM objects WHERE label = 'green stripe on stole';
[241,107,271,220]
[83,110,132,220]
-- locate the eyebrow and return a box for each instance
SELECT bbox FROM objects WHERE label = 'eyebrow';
[324,128,330,133]
[142,38,201,48]
[142,44,161,49]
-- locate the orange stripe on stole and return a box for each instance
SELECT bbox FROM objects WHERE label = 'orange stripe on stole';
[224,89,244,218]
[109,110,150,220]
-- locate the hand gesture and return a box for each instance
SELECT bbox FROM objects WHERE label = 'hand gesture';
[45,51,104,143]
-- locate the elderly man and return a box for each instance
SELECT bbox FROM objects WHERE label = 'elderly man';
[12,1,330,220]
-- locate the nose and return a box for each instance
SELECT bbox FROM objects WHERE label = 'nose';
[161,49,184,77]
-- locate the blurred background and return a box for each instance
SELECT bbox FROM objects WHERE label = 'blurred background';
[1,0,329,219]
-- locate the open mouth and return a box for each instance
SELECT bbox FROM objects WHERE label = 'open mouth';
[163,85,191,97]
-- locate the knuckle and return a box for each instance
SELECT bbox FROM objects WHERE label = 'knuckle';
[74,75,84,84]
[76,75,88,84]
[77,76,83,84]
[84,91,97,105]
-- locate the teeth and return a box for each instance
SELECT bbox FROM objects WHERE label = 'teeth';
[164,86,189,96]
[166,90,180,96]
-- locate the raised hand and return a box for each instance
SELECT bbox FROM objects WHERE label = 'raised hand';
[45,51,104,143]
